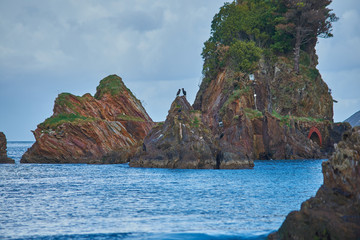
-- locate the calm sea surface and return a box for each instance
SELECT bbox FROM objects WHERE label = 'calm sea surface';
[1,142,325,240]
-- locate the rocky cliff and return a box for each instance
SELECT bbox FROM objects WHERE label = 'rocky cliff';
[21,75,154,164]
[193,49,346,160]
[130,96,254,169]
[192,0,347,161]
[0,132,15,164]
[269,127,360,239]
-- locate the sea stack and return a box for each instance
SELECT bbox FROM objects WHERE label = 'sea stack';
[192,1,349,160]
[21,75,154,164]
[0,132,15,164]
[269,127,360,239]
[130,96,254,169]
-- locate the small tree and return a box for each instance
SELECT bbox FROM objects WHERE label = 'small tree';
[280,0,338,74]
[228,40,262,73]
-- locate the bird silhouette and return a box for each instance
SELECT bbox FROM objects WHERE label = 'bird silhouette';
[182,88,186,97]
[176,89,181,96]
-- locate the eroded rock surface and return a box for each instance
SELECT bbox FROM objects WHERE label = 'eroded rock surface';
[130,96,254,169]
[193,54,347,160]
[0,132,15,164]
[269,127,360,239]
[21,75,154,164]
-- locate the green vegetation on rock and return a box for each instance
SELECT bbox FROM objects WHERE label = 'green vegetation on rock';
[272,110,325,127]
[201,0,337,79]
[244,108,263,120]
[95,75,130,99]
[39,113,93,129]
[55,93,78,112]
[191,116,200,128]
[228,40,262,73]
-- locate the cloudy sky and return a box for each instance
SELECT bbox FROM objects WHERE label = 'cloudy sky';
[0,0,359,141]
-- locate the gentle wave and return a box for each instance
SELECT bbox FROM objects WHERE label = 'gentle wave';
[9,232,269,240]
[1,142,324,240]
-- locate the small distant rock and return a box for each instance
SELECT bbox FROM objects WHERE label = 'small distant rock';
[269,127,360,239]
[0,132,15,164]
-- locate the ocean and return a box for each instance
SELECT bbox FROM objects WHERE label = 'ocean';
[0,142,325,240]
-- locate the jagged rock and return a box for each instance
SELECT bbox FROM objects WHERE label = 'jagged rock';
[21,75,154,164]
[269,127,360,240]
[130,96,253,169]
[0,132,15,164]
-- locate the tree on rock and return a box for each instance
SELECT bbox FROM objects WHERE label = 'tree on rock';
[279,0,338,74]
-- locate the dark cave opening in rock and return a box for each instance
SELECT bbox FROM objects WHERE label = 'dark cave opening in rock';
[308,127,322,147]
[310,132,321,146]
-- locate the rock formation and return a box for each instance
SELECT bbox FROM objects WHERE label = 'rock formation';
[191,1,348,161]
[193,48,348,160]
[269,127,360,239]
[0,132,15,164]
[21,75,154,164]
[130,96,254,169]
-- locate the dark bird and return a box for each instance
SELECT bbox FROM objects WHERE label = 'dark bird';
[176,89,181,96]
[182,88,186,97]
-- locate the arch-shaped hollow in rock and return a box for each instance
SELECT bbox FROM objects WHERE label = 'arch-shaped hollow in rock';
[308,126,322,147]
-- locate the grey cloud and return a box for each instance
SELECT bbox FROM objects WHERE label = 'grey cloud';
[1,0,358,140]
[115,9,164,32]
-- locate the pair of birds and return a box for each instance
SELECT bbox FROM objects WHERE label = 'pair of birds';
[176,88,186,97]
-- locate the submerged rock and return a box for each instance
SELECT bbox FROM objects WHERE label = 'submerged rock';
[130,96,253,169]
[0,132,15,164]
[269,127,360,239]
[21,75,154,164]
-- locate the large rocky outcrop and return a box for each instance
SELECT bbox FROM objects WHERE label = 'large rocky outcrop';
[0,132,15,164]
[193,50,347,160]
[130,96,254,169]
[269,127,360,239]
[21,75,154,164]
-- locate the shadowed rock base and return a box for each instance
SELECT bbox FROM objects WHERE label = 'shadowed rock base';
[130,96,254,169]
[269,127,360,240]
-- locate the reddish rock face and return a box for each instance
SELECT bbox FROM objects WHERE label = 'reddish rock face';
[21,75,154,164]
[269,127,360,239]
[130,96,254,169]
[193,54,346,160]
[0,132,15,164]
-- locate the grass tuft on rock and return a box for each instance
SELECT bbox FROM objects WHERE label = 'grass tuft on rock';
[39,113,92,129]
[95,75,126,99]
[244,108,263,120]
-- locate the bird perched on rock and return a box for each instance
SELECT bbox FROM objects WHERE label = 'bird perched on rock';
[176,89,181,97]
[182,88,186,97]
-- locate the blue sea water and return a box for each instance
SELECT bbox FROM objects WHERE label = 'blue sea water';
[0,142,325,240]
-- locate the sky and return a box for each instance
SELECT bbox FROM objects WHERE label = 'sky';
[0,0,359,141]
